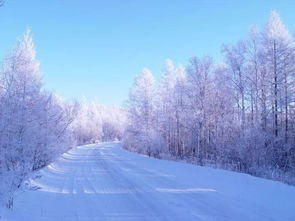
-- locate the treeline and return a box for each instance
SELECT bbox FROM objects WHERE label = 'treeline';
[72,102,126,144]
[123,11,295,184]
[0,30,126,209]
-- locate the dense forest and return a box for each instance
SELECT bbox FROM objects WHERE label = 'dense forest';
[123,11,295,184]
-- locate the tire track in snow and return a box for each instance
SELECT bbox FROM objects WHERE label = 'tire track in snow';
[94,147,181,221]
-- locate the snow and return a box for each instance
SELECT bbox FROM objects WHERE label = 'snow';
[2,142,295,221]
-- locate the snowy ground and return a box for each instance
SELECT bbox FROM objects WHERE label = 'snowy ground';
[2,142,295,221]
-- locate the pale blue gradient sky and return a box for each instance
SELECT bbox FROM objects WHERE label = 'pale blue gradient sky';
[1,0,295,105]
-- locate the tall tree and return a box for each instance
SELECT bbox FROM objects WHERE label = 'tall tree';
[262,11,295,139]
[124,68,157,155]
[223,41,247,133]
[0,30,75,208]
[157,60,188,157]
[186,56,214,163]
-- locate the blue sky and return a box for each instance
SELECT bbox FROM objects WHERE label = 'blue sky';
[1,0,295,105]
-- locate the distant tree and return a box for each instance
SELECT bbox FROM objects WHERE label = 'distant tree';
[72,102,126,144]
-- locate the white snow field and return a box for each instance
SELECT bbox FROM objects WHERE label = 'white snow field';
[2,142,295,221]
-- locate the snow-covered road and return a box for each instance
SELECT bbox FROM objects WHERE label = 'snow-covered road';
[3,142,295,220]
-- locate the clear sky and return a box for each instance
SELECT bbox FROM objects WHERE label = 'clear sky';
[1,0,295,105]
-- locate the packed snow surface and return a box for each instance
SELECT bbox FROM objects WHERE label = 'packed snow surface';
[2,142,295,220]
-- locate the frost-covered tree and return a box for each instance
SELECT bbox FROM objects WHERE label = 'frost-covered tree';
[123,68,161,156]
[186,56,216,163]
[223,41,247,133]
[156,60,189,156]
[262,11,295,140]
[72,102,126,144]
[123,11,295,185]
[0,30,75,208]
[101,106,127,141]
